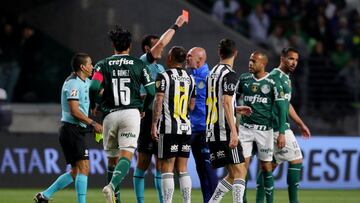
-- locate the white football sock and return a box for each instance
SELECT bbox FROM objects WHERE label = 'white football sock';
[179,172,192,203]
[208,179,232,203]
[162,173,174,203]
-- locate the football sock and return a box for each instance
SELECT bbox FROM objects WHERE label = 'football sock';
[263,171,274,203]
[233,178,245,203]
[287,163,302,203]
[75,173,87,203]
[162,173,174,203]
[243,173,249,203]
[110,157,131,191]
[108,165,122,203]
[133,168,145,203]
[256,171,265,203]
[208,178,232,203]
[155,170,164,203]
[179,172,192,203]
[43,172,73,198]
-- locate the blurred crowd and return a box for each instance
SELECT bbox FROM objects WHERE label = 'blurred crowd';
[190,0,360,114]
[0,15,42,103]
[0,14,72,103]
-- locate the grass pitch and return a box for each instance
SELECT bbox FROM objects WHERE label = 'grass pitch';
[0,188,359,203]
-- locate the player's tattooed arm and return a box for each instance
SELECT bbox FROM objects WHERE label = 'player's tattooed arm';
[151,93,164,141]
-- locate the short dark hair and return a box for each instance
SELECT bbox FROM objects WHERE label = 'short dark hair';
[218,38,237,59]
[169,46,187,64]
[71,53,90,72]
[108,25,132,52]
[281,47,299,57]
[141,35,159,53]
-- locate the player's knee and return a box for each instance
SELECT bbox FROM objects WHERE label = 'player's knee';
[260,161,273,172]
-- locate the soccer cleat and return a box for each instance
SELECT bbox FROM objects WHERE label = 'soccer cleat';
[33,192,49,203]
[102,184,116,203]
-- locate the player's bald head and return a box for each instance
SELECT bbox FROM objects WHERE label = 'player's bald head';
[251,51,268,66]
[187,47,207,68]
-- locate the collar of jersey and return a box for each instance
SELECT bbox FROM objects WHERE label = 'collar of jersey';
[252,73,269,82]
[113,54,129,56]
[275,67,289,77]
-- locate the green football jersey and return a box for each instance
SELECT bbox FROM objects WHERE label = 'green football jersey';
[94,54,154,115]
[236,72,286,132]
[270,68,291,132]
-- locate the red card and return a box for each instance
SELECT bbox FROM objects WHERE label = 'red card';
[182,10,189,23]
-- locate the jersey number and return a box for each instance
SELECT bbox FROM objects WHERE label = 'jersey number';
[174,93,189,120]
[206,96,218,124]
[112,78,130,106]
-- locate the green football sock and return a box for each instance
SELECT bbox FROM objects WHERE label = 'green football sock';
[287,163,302,203]
[110,157,131,190]
[256,170,265,203]
[263,171,274,203]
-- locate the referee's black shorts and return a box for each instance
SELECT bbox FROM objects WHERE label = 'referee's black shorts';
[137,110,158,155]
[59,122,89,167]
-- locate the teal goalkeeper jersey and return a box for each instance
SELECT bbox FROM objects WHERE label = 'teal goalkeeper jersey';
[236,72,287,133]
[93,54,155,115]
[270,68,291,132]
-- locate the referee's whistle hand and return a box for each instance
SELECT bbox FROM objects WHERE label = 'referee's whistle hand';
[94,123,103,134]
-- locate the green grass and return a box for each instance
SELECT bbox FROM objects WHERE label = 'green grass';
[0,188,359,203]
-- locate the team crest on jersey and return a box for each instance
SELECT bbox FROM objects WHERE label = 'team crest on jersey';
[71,89,78,97]
[251,84,259,92]
[261,84,270,94]
[198,81,205,89]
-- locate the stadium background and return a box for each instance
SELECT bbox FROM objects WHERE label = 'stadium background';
[0,0,359,201]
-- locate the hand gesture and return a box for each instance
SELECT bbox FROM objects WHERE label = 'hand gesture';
[277,134,285,149]
[299,124,311,139]
[235,106,252,116]
[93,122,103,134]
[175,15,186,28]
[151,125,159,142]
[228,130,238,149]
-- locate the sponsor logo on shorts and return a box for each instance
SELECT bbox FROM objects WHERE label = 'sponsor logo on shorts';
[276,149,288,155]
[120,133,136,138]
[260,148,273,154]
[170,144,179,152]
[210,153,215,161]
[217,150,225,159]
[181,144,191,152]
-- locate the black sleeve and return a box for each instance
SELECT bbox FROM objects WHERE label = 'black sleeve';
[155,73,166,93]
[222,71,237,95]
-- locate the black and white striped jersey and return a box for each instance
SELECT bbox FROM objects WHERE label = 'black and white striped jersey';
[206,64,237,142]
[155,68,196,135]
